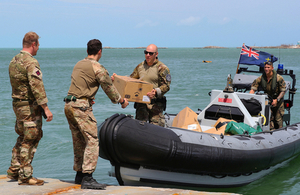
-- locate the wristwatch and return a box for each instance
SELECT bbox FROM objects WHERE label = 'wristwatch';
[120,99,125,105]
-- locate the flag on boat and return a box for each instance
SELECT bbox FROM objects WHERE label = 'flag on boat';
[238,44,278,67]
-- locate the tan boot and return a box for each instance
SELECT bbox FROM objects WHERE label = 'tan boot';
[18,177,44,185]
[7,174,18,181]
[7,169,18,181]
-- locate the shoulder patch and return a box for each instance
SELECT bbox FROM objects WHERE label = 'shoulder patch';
[33,67,43,79]
[166,74,171,82]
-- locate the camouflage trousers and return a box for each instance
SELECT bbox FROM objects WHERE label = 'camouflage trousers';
[64,99,99,174]
[135,102,165,127]
[7,101,43,181]
[270,102,285,130]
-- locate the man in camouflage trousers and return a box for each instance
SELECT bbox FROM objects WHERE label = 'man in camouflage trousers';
[7,31,53,185]
[250,61,286,130]
[130,44,171,127]
[64,39,128,190]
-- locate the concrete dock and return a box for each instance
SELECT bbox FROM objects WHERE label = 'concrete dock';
[0,175,240,195]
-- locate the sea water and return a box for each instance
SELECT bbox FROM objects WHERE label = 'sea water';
[0,48,299,195]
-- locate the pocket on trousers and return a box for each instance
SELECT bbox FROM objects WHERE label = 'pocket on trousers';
[23,121,40,141]
[87,111,97,123]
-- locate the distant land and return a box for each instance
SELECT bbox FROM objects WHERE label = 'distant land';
[103,47,168,49]
[194,46,227,49]
[246,44,300,49]
[194,44,300,49]
[103,44,300,49]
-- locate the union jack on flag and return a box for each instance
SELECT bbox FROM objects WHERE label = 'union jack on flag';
[241,44,259,60]
[238,44,278,67]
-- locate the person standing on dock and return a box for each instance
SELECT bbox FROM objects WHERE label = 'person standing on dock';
[7,31,53,185]
[64,39,128,190]
[250,61,286,129]
[130,44,171,127]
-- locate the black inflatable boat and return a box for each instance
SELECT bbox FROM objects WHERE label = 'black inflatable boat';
[98,65,298,187]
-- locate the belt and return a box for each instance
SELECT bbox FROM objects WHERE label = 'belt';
[12,99,34,107]
[79,97,89,101]
[64,95,90,102]
[13,98,33,103]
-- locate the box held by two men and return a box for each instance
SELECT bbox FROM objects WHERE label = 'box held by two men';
[113,75,153,104]
[172,107,202,132]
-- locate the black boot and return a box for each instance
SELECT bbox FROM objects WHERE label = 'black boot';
[75,171,83,184]
[81,173,106,190]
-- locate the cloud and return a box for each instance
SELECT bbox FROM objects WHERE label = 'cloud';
[135,20,159,28]
[177,16,201,26]
[220,17,230,24]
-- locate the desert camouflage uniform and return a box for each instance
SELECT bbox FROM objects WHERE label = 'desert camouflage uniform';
[64,58,121,174]
[130,58,171,127]
[7,50,48,181]
[251,71,286,129]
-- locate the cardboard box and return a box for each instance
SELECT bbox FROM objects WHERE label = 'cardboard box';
[113,75,153,104]
[204,118,235,135]
[204,127,219,134]
[172,107,202,132]
[214,118,235,131]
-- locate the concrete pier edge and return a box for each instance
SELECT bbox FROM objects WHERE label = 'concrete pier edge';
[0,175,240,195]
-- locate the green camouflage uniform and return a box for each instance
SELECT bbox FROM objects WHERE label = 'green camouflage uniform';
[64,58,121,174]
[251,70,286,129]
[7,50,48,181]
[130,58,171,127]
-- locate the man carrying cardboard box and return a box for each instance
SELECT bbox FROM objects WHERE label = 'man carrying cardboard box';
[130,44,171,127]
[112,44,171,126]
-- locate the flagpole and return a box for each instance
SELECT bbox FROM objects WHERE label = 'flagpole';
[236,64,240,74]
[236,43,244,73]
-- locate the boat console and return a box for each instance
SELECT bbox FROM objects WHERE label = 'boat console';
[198,89,269,131]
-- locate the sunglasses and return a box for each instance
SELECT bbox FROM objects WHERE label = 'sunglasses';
[264,61,273,65]
[144,50,156,56]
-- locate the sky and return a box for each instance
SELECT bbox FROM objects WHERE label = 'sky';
[1,0,299,48]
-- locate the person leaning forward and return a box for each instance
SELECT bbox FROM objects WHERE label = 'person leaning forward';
[128,44,171,127]
[250,61,286,130]
[64,39,128,190]
[7,31,53,185]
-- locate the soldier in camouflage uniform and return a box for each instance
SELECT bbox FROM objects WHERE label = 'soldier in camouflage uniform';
[130,44,171,127]
[250,61,286,130]
[7,32,53,185]
[64,39,128,190]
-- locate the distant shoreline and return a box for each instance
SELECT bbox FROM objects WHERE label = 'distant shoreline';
[103,45,300,49]
[195,45,300,49]
[103,47,168,49]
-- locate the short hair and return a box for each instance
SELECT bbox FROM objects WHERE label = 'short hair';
[23,32,40,47]
[87,39,102,55]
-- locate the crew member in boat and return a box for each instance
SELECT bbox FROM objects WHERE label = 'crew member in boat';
[250,61,286,129]
[64,39,129,190]
[130,44,171,127]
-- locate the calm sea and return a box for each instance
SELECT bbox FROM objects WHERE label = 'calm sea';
[0,48,299,194]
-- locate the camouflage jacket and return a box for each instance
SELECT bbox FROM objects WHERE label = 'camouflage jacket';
[9,50,48,105]
[251,70,286,99]
[130,59,171,98]
[68,58,121,103]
